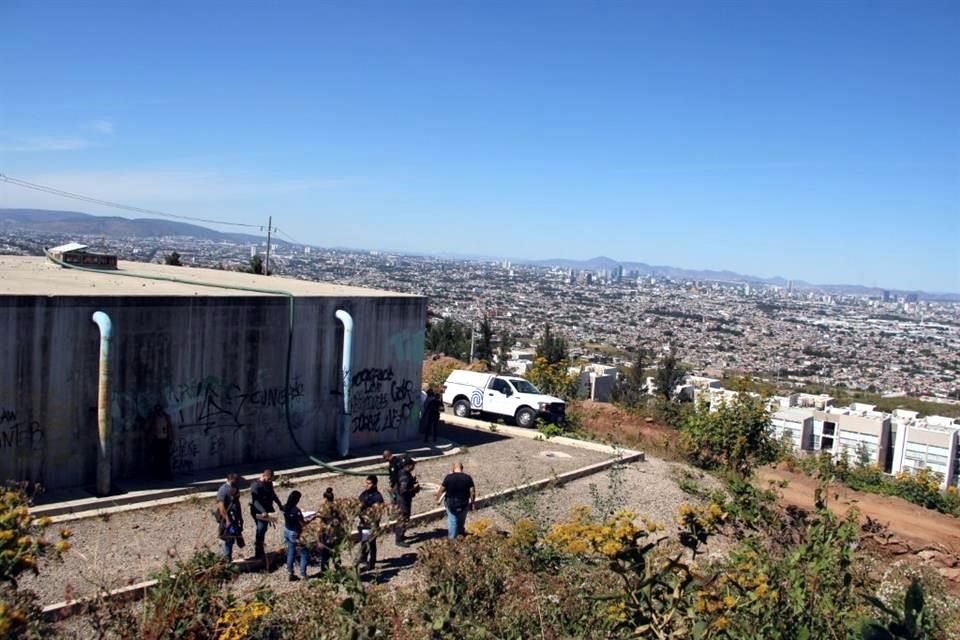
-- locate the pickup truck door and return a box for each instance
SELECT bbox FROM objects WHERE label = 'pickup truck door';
[484,377,514,416]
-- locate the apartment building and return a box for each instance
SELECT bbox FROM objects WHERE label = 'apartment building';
[571,363,618,402]
[809,404,891,468]
[890,410,960,489]
[771,407,815,451]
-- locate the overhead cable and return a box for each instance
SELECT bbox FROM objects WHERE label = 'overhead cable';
[0,172,262,229]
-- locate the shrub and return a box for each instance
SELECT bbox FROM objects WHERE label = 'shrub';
[679,396,779,477]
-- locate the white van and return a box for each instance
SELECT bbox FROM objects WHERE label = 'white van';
[441,369,566,428]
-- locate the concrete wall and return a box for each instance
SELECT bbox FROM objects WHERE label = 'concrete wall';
[0,294,426,490]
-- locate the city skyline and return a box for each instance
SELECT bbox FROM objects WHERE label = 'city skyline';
[3,206,959,297]
[1,1,957,292]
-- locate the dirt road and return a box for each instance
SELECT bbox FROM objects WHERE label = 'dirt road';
[758,467,960,553]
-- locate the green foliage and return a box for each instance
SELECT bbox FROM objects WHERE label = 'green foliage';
[425,317,471,360]
[536,323,569,365]
[679,396,779,477]
[611,345,651,408]
[248,254,264,274]
[495,329,513,373]
[862,578,938,640]
[140,551,238,639]
[537,420,566,439]
[474,314,495,364]
[654,350,688,402]
[793,452,960,518]
[0,483,70,586]
[164,251,183,266]
[526,356,579,400]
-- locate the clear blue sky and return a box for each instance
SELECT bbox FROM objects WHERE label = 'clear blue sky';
[1,1,957,292]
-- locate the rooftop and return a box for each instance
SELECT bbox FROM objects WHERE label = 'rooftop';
[0,256,418,298]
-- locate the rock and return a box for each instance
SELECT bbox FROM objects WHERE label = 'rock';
[938,567,960,583]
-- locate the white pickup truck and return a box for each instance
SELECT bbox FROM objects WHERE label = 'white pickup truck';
[441,369,566,428]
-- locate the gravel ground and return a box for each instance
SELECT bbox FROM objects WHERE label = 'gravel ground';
[49,448,728,638]
[24,429,616,606]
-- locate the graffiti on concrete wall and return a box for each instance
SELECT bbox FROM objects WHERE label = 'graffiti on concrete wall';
[112,376,307,473]
[351,367,419,433]
[113,376,305,434]
[0,408,44,452]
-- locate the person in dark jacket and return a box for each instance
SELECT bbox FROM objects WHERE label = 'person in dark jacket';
[424,389,443,443]
[357,475,385,570]
[383,450,412,504]
[216,473,243,560]
[283,490,310,581]
[249,469,283,560]
[394,459,420,546]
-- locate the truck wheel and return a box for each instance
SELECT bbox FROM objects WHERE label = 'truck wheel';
[453,399,470,418]
[515,407,536,428]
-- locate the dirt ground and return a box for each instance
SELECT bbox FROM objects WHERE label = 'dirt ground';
[759,466,960,553]
[572,400,960,554]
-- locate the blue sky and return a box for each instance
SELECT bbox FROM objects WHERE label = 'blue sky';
[1,1,957,292]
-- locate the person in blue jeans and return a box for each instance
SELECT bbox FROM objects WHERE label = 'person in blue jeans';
[436,462,475,540]
[283,490,310,581]
[216,473,244,560]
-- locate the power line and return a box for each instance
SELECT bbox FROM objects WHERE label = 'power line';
[275,228,301,244]
[0,172,263,229]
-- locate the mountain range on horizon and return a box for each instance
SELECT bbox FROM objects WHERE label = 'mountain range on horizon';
[2,208,957,301]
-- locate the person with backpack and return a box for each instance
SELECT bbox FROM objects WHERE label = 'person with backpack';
[216,473,244,560]
[394,458,420,546]
[383,449,412,504]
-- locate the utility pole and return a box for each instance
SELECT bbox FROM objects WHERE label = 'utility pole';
[469,323,476,363]
[264,215,272,276]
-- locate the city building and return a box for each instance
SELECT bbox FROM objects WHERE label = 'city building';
[771,407,816,451]
[890,410,960,489]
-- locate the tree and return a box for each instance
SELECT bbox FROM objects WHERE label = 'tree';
[425,318,471,361]
[611,344,651,408]
[164,251,183,266]
[526,357,578,401]
[654,350,687,402]
[248,255,264,275]
[679,394,778,477]
[495,330,513,373]
[474,315,495,365]
[536,324,568,365]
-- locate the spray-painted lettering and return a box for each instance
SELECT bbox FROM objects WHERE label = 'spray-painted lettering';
[0,421,44,451]
[350,367,418,433]
[112,377,305,434]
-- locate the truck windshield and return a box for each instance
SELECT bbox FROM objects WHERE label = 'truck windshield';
[510,379,541,394]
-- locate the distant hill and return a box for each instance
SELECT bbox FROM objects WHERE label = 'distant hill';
[529,256,959,301]
[1,209,955,300]
[0,208,271,245]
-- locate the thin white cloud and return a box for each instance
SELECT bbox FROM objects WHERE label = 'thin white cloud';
[91,120,114,135]
[0,136,90,152]
[0,169,352,205]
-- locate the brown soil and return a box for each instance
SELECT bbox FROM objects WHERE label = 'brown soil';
[573,400,677,451]
[758,466,960,554]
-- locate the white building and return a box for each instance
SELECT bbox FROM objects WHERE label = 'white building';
[890,410,960,489]
[570,364,618,402]
[771,407,816,452]
[811,404,891,468]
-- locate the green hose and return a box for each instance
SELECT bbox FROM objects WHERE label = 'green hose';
[45,252,386,477]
